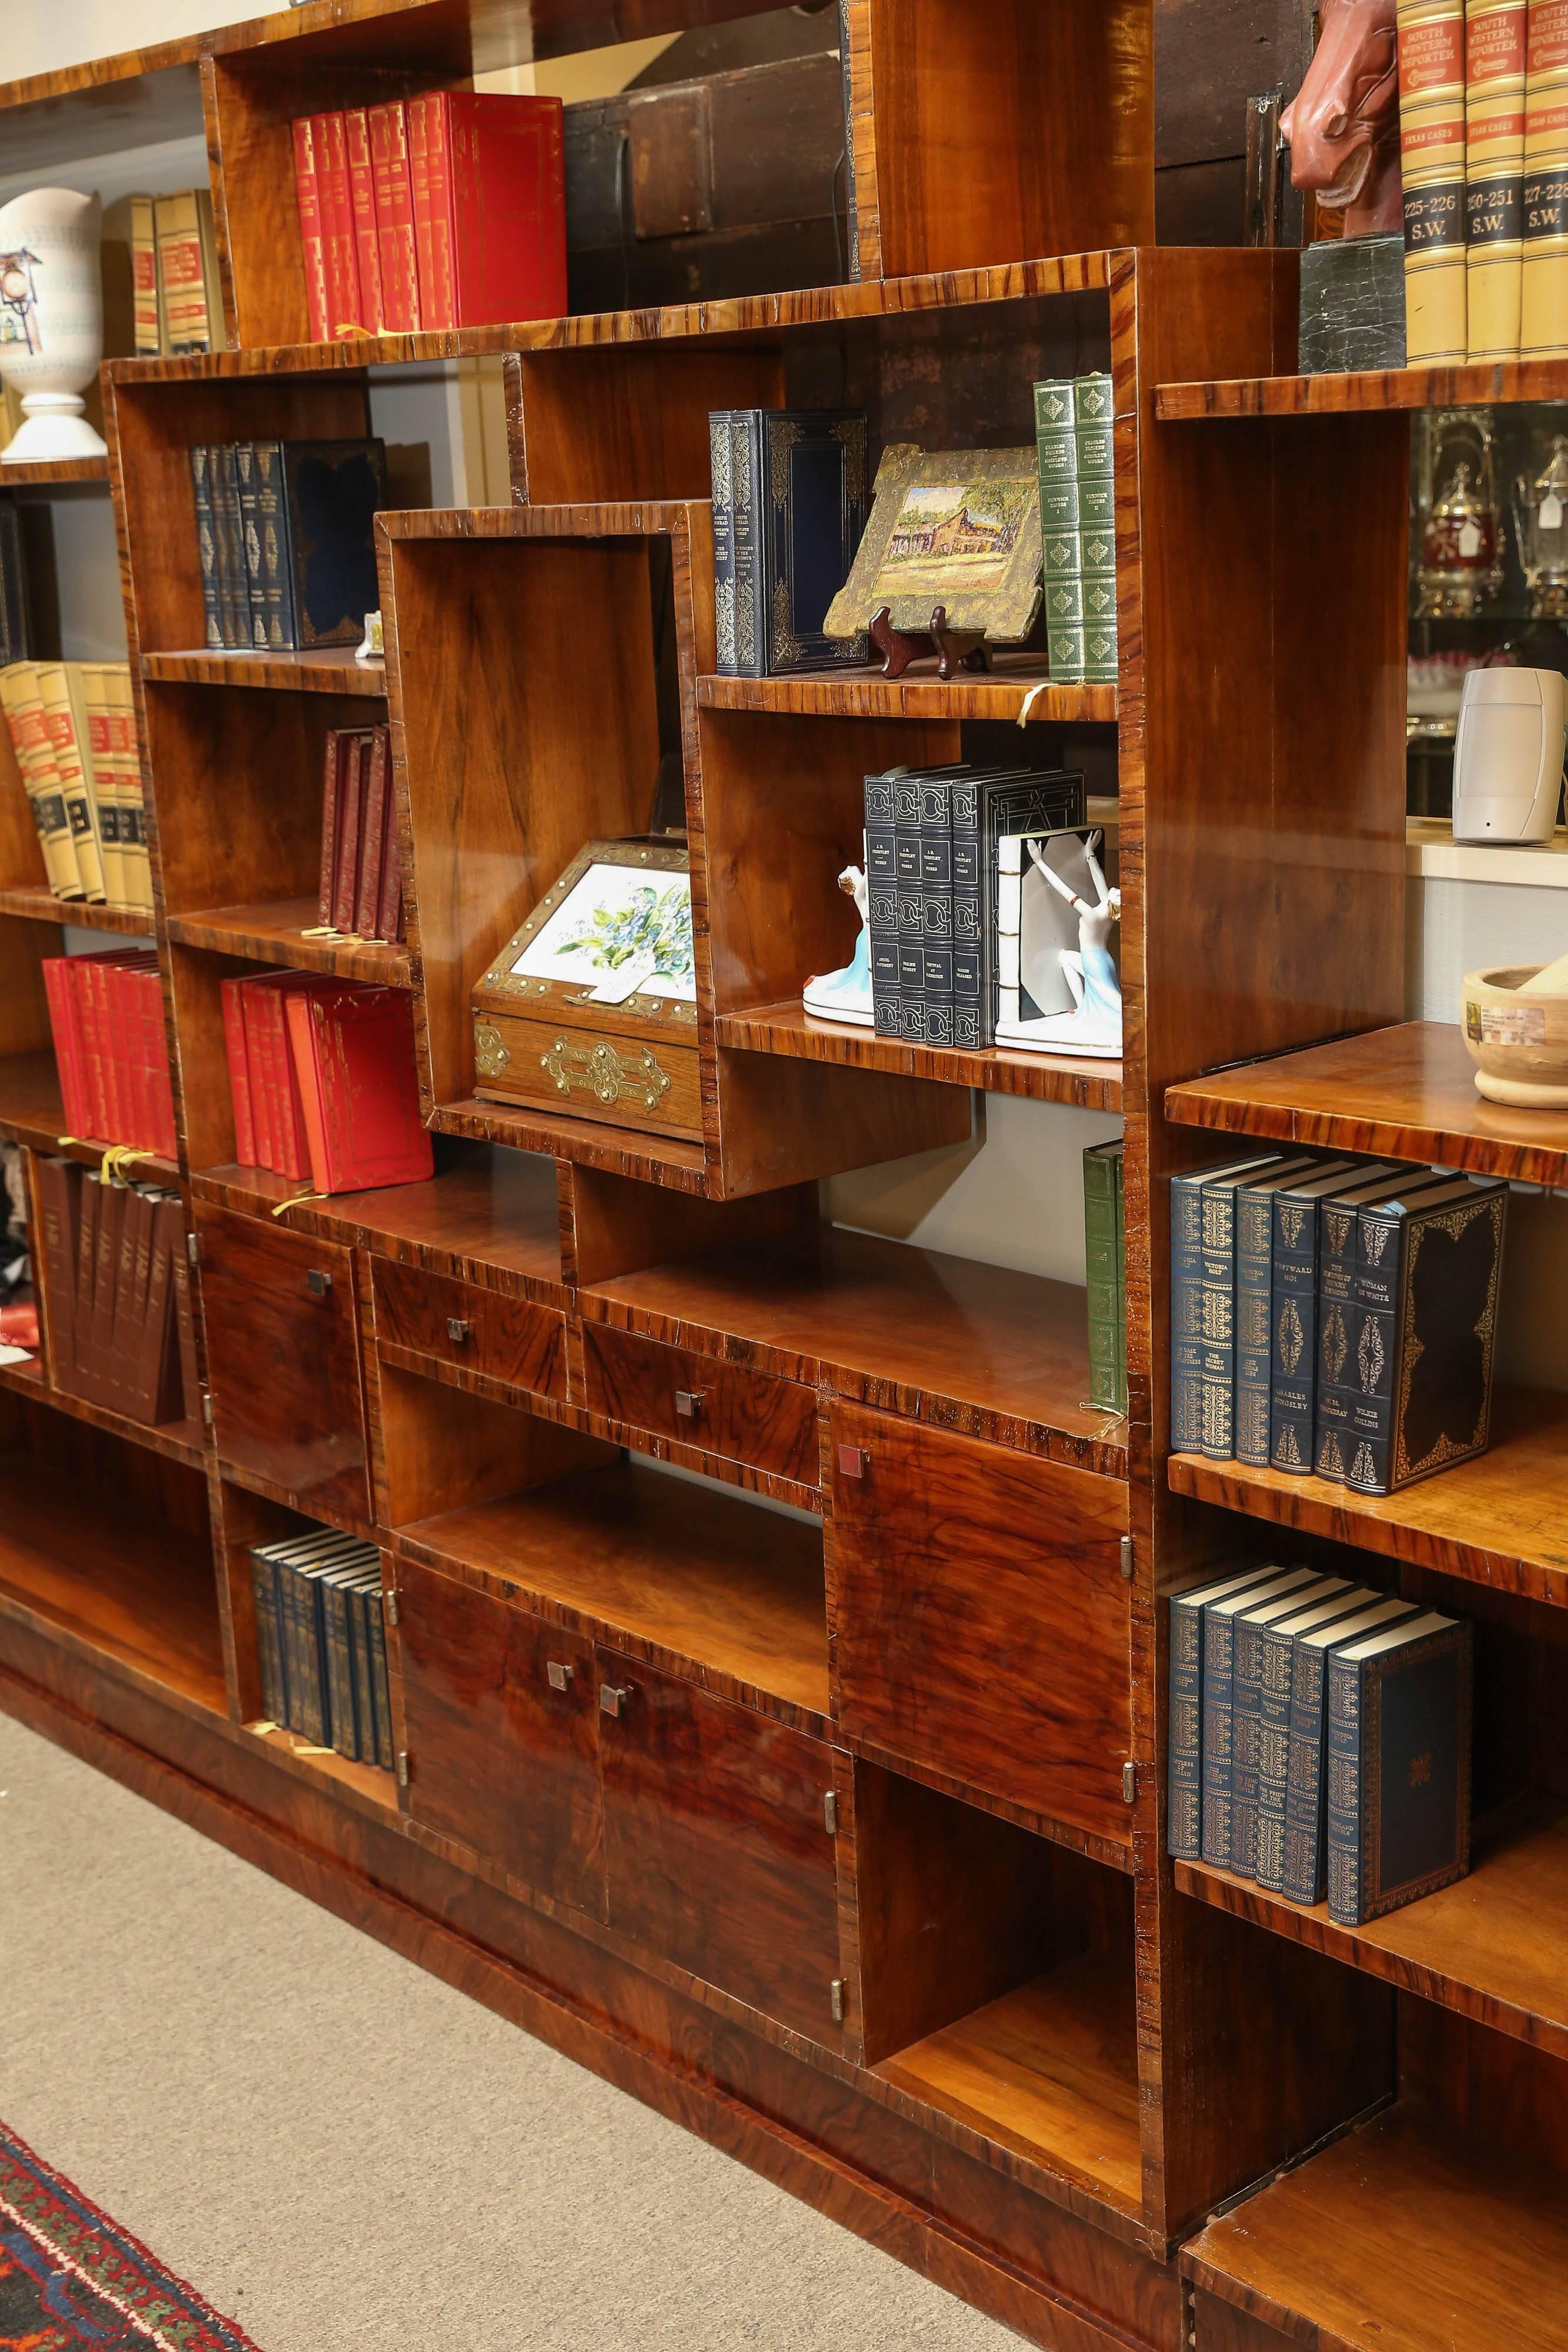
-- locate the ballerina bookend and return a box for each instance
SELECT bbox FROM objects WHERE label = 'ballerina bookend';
[802,863,873,1028]
[996,829,1122,1058]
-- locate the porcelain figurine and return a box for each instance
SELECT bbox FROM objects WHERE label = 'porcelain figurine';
[803,863,874,1028]
[997,829,1122,1058]
[0,189,108,464]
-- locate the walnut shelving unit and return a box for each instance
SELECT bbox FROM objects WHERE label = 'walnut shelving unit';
[1,6,1564,2350]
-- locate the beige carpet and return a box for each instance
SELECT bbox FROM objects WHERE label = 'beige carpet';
[0,1709,1023,2351]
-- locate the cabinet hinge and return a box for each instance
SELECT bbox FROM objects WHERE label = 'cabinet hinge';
[1122,1760,1137,1803]
[186,1231,200,1268]
[823,1789,838,1835]
[200,1391,213,1426]
[384,1589,399,1626]
[830,1977,845,2024]
[396,1750,410,1787]
[1120,1535,1134,1580]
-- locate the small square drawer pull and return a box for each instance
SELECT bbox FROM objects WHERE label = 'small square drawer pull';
[837,1444,868,1480]
[446,1317,471,1344]
[546,1661,574,1692]
[599,1683,634,1719]
[674,1388,707,1421]
[306,1268,332,1298]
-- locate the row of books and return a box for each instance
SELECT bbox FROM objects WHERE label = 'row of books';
[190,437,387,654]
[317,724,403,943]
[864,763,1085,1048]
[1033,375,1118,686]
[290,93,567,343]
[117,189,225,358]
[1168,1562,1472,1926]
[708,407,868,678]
[221,974,432,1195]
[1400,0,1568,365]
[1084,1138,1128,1417]
[45,950,177,1159]
[0,661,151,911]
[1170,1150,1509,1495]
[32,1158,195,1428]
[250,1527,393,1770]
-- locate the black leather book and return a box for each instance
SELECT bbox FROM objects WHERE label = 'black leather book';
[1313,1165,1454,1481]
[919,774,957,1048]
[189,446,223,653]
[1325,1611,1472,1925]
[212,442,253,650]
[1233,1159,1325,1469]
[894,773,925,1043]
[1343,1174,1508,1496]
[1266,1160,1392,1474]
[1282,1593,1418,1906]
[279,438,389,648]
[951,776,982,1048]
[864,770,901,1038]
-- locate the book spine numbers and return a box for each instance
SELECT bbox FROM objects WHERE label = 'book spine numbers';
[1522,0,1568,349]
[1400,0,1469,361]
[1467,0,1530,359]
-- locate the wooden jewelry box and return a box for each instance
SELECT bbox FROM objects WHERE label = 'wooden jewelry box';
[470,838,701,1140]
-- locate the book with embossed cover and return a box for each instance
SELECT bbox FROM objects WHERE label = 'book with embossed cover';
[1326,1610,1472,1924]
[284,981,433,1195]
[711,409,868,677]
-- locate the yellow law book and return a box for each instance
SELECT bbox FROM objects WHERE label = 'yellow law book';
[1466,0,1530,358]
[78,664,125,906]
[108,665,152,913]
[36,662,106,903]
[1522,0,1568,353]
[1400,0,1470,360]
[0,660,83,899]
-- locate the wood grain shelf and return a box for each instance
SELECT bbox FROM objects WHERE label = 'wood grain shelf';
[0,1448,225,1715]
[581,1222,1127,1475]
[434,1098,710,1195]
[0,886,153,934]
[716,1000,1124,1110]
[0,1361,205,1470]
[140,649,387,697]
[1169,1388,1568,1609]
[1164,1020,1568,1187]
[877,1953,1143,2220]
[1183,2104,1568,2352]
[397,1458,830,1732]
[1175,1801,1568,2059]
[1156,355,1568,422]
[0,1048,178,1181]
[166,898,412,985]
[0,456,111,487]
[239,1719,399,1820]
[697,661,1117,725]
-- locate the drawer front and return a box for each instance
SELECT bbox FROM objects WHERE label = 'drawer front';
[829,1405,1131,1843]
[372,1258,567,1400]
[581,1323,818,1486]
[397,1555,606,1920]
[196,1205,369,1521]
[474,1007,703,1142]
[596,1653,842,2043]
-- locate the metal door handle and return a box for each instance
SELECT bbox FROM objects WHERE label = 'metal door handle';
[600,1683,634,1718]
[446,1317,470,1344]
[674,1387,706,1421]
[307,1268,332,1298]
[546,1661,574,1692]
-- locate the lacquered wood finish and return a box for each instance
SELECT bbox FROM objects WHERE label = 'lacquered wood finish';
[140,650,387,696]
[195,1204,370,1521]
[0,457,112,486]
[166,901,411,986]
[0,886,152,937]
[579,1322,818,1488]
[373,1258,566,1399]
[1165,1020,1568,1187]
[1158,355,1568,422]
[596,1654,842,2044]
[397,1555,607,1919]
[716,1000,1124,1109]
[696,664,1117,725]
[828,1405,1132,1847]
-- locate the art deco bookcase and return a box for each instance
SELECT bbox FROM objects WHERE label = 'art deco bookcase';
[0,7,1563,2351]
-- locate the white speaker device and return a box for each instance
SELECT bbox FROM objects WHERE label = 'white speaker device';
[1451,667,1567,844]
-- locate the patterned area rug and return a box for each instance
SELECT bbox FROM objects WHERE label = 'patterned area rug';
[0,2122,260,2350]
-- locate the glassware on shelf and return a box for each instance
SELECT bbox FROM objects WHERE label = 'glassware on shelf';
[1412,410,1506,618]
[1512,434,1568,620]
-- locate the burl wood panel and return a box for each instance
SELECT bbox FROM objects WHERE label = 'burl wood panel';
[508,346,785,506]
[828,1406,1132,1846]
[372,1258,567,1402]
[195,1204,370,1521]
[1183,2105,1568,2352]
[397,1554,606,1921]
[579,1321,818,1487]
[596,1652,842,2046]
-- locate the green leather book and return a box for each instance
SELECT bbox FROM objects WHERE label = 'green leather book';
[1084,1138,1126,1415]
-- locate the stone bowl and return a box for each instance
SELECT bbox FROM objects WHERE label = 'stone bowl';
[1463,964,1568,1107]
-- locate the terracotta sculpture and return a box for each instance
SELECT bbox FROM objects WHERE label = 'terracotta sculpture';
[1280,0,1402,238]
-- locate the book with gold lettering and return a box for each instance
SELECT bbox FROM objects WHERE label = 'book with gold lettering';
[1467,0,1530,356]
[1522,0,1568,351]
[1400,0,1470,360]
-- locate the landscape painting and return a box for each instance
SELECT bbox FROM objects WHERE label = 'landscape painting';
[825,444,1044,644]
[870,479,1034,604]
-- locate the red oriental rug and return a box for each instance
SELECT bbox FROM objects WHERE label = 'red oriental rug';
[0,2122,262,2351]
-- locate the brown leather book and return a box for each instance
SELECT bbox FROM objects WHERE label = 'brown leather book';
[166,1198,200,1424]
[30,1157,80,1389]
[130,1195,185,1426]
[105,1182,153,1418]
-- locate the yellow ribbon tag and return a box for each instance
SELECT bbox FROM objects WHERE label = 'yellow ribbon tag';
[270,1190,328,1218]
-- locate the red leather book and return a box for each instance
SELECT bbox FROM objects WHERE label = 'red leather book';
[292,115,331,345]
[355,726,391,939]
[41,957,92,1136]
[115,963,149,1150]
[314,111,363,337]
[332,731,372,934]
[248,975,313,1181]
[79,957,116,1142]
[369,100,422,332]
[138,967,178,1158]
[407,95,449,331]
[237,978,275,1171]
[377,837,403,947]
[317,727,348,927]
[414,92,567,330]
[105,1181,153,1415]
[284,983,433,1194]
[343,107,386,336]
[220,975,257,1164]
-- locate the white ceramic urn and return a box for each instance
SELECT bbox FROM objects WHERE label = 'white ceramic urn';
[0,188,108,463]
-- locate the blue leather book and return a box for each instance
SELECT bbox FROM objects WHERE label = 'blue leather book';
[366,1579,393,1769]
[1326,1611,1471,1926]
[1169,1154,1278,1456]
[248,1544,288,1722]
[279,437,388,649]
[1232,1159,1320,1468]
[864,770,901,1038]
[1343,1175,1507,1498]
[1268,1160,1387,1474]
[212,442,252,650]
[710,408,868,677]
[1282,1595,1417,1905]
[1231,1574,1347,1881]
[1253,1582,1375,1893]
[1313,1165,1452,1481]
[709,413,739,673]
[1196,1156,1292,1460]
[189,446,223,652]
[1200,1565,1319,1869]
[1166,1563,1295,1860]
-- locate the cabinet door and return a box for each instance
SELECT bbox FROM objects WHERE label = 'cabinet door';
[829,1405,1132,1845]
[596,1653,842,2043]
[397,1555,606,1921]
[196,1204,369,1521]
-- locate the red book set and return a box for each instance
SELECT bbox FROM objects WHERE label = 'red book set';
[222,974,431,1195]
[43,949,178,1158]
[317,723,403,943]
[291,93,566,340]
